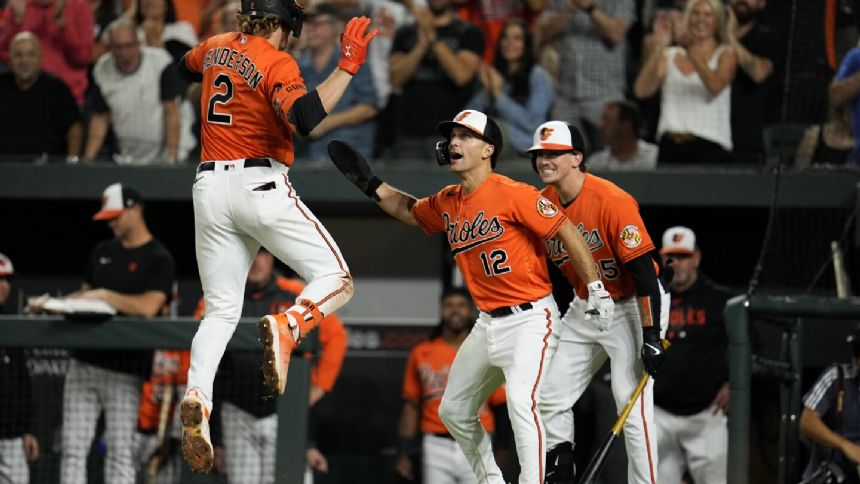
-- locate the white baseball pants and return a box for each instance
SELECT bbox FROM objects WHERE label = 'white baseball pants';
[221,402,277,484]
[0,437,28,484]
[60,359,142,484]
[655,405,727,484]
[187,161,352,410]
[541,291,670,484]
[438,294,560,484]
[423,433,476,484]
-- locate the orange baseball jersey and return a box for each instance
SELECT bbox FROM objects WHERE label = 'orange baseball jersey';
[193,277,347,391]
[183,32,307,164]
[541,174,656,301]
[411,173,567,313]
[402,337,506,434]
[138,349,191,431]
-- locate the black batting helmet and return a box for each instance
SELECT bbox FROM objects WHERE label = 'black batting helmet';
[240,0,305,37]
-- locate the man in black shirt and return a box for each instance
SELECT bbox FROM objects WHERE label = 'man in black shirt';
[727,0,780,164]
[29,184,175,484]
[653,227,732,484]
[389,0,484,161]
[0,32,82,163]
[0,253,40,484]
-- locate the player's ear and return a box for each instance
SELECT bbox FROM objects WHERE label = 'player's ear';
[483,142,494,162]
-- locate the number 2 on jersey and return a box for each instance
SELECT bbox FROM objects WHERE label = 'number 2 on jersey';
[480,250,511,277]
[207,73,233,125]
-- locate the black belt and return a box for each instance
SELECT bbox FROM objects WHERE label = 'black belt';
[487,302,533,318]
[197,158,272,172]
[432,432,455,441]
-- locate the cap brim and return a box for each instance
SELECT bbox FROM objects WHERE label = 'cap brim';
[660,247,695,256]
[526,142,574,153]
[93,209,123,221]
[437,121,484,139]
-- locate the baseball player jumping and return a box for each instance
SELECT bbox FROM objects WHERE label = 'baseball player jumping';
[529,121,669,484]
[327,110,614,484]
[175,0,377,473]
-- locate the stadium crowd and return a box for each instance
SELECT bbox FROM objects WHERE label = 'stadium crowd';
[0,0,856,168]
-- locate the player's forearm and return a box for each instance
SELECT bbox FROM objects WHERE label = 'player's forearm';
[830,72,860,107]
[397,401,420,440]
[83,114,109,160]
[163,101,180,163]
[626,254,661,329]
[317,69,354,114]
[800,408,852,452]
[432,43,478,87]
[555,221,599,283]
[66,121,83,157]
[375,184,419,226]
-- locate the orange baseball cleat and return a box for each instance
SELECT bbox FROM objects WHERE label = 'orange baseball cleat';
[258,313,299,395]
[180,389,213,473]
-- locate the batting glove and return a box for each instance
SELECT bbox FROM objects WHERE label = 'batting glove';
[584,280,614,331]
[641,327,665,377]
[338,16,378,75]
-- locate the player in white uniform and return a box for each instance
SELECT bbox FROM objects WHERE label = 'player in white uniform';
[327,110,614,484]
[176,0,377,473]
[529,121,669,484]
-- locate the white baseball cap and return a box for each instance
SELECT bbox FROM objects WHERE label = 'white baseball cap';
[0,253,14,277]
[660,226,697,255]
[93,183,143,221]
[526,121,586,153]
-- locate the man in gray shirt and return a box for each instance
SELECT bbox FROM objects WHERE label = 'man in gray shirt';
[537,0,634,151]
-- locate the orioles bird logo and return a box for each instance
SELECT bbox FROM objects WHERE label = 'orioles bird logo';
[673,233,684,243]
[455,111,471,122]
[540,127,554,141]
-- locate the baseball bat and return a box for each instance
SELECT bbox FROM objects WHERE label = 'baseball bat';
[577,371,650,484]
[146,382,174,484]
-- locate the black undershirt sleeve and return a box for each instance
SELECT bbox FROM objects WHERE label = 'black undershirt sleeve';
[626,253,662,330]
[288,90,326,137]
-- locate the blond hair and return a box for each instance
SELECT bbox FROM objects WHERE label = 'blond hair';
[237,13,282,37]
[683,0,728,44]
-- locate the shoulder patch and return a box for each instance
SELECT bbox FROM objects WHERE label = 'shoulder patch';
[619,225,642,249]
[537,197,559,218]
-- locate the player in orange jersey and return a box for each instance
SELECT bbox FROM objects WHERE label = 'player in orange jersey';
[327,109,614,484]
[395,287,508,484]
[528,121,669,484]
[175,0,376,474]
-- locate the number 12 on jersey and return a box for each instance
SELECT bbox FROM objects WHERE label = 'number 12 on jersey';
[480,249,511,277]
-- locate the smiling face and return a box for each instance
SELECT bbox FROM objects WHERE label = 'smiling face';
[499,22,526,64]
[534,150,581,185]
[447,126,494,173]
[685,0,721,43]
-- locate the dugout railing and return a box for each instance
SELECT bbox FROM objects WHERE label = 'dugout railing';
[725,296,860,484]
[0,315,314,484]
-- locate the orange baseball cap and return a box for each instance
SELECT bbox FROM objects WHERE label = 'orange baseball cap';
[93,183,143,221]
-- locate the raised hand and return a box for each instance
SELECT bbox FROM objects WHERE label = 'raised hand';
[339,16,379,75]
